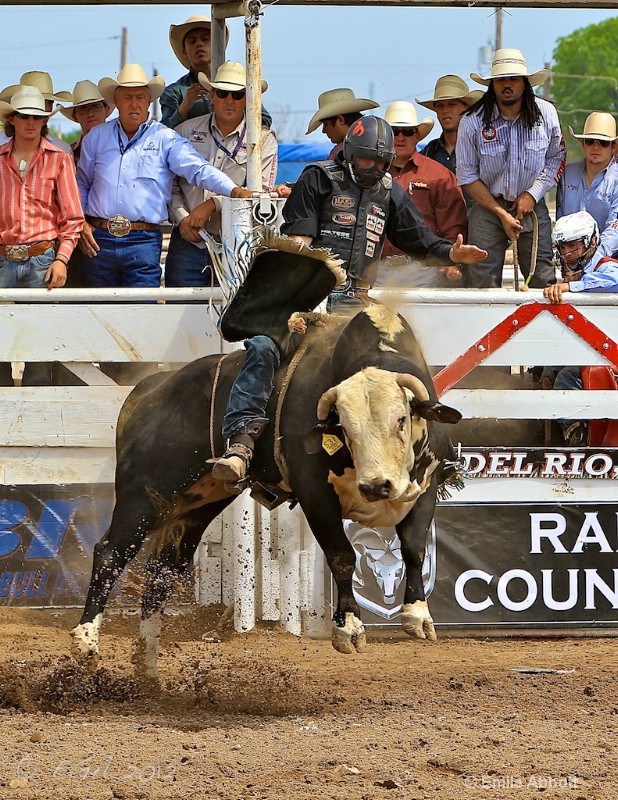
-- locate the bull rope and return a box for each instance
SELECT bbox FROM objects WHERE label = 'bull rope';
[512,210,538,291]
[209,351,236,459]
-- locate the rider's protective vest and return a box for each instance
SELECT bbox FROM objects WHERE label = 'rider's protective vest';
[311,161,392,287]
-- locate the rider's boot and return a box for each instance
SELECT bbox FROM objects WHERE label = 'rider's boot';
[212,418,269,484]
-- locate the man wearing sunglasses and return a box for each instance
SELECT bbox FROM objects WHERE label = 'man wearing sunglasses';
[167,62,277,287]
[557,112,618,259]
[162,15,271,131]
[379,101,467,288]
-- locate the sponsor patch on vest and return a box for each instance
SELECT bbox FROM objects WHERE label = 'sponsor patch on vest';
[371,204,386,217]
[365,241,376,257]
[367,231,380,243]
[332,212,356,226]
[332,195,355,210]
[366,214,385,234]
[481,126,497,141]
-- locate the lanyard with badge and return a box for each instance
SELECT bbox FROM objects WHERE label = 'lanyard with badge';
[116,118,154,156]
[208,117,246,165]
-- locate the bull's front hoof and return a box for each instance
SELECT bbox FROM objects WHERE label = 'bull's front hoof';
[332,612,367,654]
[401,601,437,641]
[70,614,102,668]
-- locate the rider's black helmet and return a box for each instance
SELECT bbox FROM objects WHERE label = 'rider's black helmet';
[343,115,395,188]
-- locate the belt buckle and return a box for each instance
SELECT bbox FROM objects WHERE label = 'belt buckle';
[6,245,29,262]
[107,215,131,238]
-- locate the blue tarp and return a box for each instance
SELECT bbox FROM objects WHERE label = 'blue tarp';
[276,142,332,184]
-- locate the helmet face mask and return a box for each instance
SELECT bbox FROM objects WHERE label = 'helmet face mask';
[552,211,599,283]
[343,116,395,188]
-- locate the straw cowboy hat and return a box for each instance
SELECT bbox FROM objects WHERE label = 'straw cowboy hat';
[470,48,549,88]
[98,64,166,106]
[0,71,72,104]
[0,85,58,123]
[198,61,267,94]
[384,100,434,140]
[60,80,115,121]
[306,88,379,135]
[169,15,230,71]
[416,75,484,110]
[569,112,617,142]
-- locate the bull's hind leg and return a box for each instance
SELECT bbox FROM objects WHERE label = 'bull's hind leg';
[71,492,157,664]
[134,498,235,679]
[396,478,439,641]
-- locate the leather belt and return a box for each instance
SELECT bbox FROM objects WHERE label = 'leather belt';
[0,241,55,261]
[87,215,161,238]
[332,278,371,297]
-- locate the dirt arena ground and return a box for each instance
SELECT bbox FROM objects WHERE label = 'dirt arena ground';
[0,605,615,800]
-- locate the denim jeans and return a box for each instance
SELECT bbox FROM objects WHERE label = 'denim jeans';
[0,247,55,385]
[222,336,280,439]
[83,228,162,287]
[164,228,218,287]
[465,197,555,288]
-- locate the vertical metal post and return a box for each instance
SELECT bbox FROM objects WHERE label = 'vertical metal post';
[244,0,263,192]
[211,17,227,80]
[233,491,256,632]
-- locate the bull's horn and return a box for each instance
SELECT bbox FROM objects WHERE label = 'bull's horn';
[395,373,430,403]
[317,386,339,420]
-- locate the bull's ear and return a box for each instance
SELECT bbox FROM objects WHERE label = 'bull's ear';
[411,399,462,424]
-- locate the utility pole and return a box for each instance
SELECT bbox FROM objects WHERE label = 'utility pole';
[542,61,552,102]
[495,8,503,51]
[120,27,127,71]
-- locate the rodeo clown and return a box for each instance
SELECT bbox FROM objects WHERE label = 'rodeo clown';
[212,116,487,486]
[544,210,618,446]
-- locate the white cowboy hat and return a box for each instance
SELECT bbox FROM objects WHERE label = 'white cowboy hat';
[0,71,72,104]
[384,101,434,140]
[470,48,549,88]
[569,112,617,142]
[306,88,379,135]
[198,61,267,94]
[98,64,166,106]
[60,80,114,121]
[0,85,58,123]
[169,15,230,71]
[416,75,484,110]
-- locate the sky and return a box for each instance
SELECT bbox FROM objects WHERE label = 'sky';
[2,4,617,142]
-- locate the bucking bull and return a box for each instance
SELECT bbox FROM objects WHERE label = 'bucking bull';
[71,240,463,675]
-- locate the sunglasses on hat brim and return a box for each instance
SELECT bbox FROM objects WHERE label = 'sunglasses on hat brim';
[392,127,419,137]
[214,88,245,100]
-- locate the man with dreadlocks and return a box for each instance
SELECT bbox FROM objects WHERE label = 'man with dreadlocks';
[456,48,565,288]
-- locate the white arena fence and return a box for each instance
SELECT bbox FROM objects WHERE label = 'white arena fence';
[0,282,617,635]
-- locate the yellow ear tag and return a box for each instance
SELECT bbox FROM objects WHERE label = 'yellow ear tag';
[322,433,344,456]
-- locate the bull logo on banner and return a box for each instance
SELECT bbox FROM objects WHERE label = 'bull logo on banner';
[344,522,436,620]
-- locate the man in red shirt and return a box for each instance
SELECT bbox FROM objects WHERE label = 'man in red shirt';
[379,101,467,288]
[0,85,83,385]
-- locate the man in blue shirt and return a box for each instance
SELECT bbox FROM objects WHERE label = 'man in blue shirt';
[77,64,251,288]
[557,112,618,258]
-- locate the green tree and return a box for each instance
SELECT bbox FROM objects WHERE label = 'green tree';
[552,17,618,158]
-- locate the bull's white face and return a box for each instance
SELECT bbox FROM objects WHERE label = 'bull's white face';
[333,367,423,502]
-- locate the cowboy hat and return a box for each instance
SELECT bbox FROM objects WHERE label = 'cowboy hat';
[416,75,484,110]
[0,71,72,104]
[98,64,166,106]
[0,85,58,123]
[169,15,230,71]
[305,88,379,135]
[198,61,267,94]
[470,48,549,88]
[569,112,617,142]
[60,80,114,121]
[384,101,434,140]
